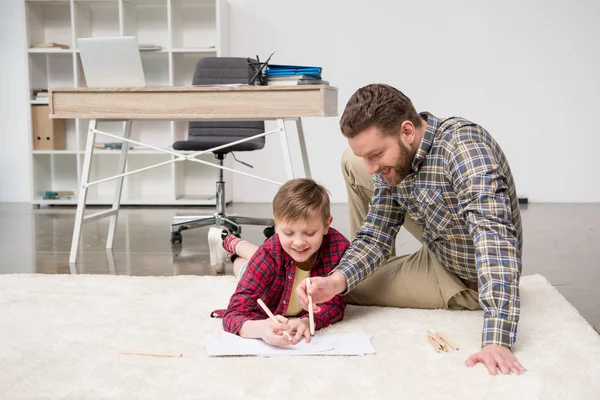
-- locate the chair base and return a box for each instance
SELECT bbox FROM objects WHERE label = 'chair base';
[169,153,274,245]
[170,214,275,244]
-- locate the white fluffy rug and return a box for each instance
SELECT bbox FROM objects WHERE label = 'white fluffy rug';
[1,274,599,399]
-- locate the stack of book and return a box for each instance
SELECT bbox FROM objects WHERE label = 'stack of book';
[30,42,69,50]
[42,191,74,200]
[94,142,125,150]
[265,64,329,86]
[33,89,49,104]
[138,44,162,51]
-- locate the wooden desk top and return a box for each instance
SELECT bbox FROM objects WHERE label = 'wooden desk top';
[49,85,338,120]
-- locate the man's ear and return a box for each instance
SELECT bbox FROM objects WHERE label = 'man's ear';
[400,120,416,143]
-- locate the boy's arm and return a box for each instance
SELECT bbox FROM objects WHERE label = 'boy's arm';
[222,247,276,335]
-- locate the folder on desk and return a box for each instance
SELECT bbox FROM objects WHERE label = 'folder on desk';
[265,64,322,78]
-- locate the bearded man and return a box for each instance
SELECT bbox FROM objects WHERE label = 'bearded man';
[297,83,526,376]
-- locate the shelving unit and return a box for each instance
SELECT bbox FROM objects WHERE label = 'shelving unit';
[24,0,230,206]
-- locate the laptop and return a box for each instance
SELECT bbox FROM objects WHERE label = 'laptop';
[77,36,146,88]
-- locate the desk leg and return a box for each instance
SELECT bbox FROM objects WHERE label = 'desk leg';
[106,120,132,250]
[277,118,295,179]
[69,119,97,264]
[295,118,312,179]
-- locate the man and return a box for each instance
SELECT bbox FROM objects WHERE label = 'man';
[296,83,525,376]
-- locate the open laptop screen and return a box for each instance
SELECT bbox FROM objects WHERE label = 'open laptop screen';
[77,36,146,88]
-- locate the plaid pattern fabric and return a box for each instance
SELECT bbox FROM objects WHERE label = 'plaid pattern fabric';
[223,228,349,335]
[337,113,523,349]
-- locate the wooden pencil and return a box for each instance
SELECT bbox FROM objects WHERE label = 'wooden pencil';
[427,330,448,352]
[427,330,449,352]
[427,336,442,353]
[118,350,182,358]
[436,331,459,350]
[306,277,316,336]
[257,298,292,340]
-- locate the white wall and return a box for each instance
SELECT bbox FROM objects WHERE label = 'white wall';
[1,0,599,204]
[229,0,600,203]
[0,0,31,203]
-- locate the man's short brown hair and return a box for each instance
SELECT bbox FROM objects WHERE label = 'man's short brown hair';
[339,83,422,138]
[272,178,331,224]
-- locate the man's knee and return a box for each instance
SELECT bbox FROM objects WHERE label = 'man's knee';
[346,256,448,309]
[341,147,371,189]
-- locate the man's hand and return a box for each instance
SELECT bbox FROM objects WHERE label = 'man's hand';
[465,345,526,375]
[295,271,347,311]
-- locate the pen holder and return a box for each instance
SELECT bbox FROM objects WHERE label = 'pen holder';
[247,58,269,86]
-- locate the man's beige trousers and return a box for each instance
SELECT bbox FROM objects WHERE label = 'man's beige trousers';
[341,148,480,310]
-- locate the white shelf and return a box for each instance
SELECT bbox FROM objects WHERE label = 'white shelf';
[24,0,231,207]
[170,48,217,53]
[32,196,218,206]
[33,150,79,154]
[28,48,74,53]
[92,149,172,155]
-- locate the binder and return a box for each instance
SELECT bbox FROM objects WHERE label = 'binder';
[265,64,322,78]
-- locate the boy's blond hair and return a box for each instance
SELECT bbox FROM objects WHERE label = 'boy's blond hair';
[272,178,331,224]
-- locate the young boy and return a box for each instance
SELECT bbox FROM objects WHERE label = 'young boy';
[209,178,349,347]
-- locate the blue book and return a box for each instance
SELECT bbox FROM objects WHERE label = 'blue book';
[265,64,322,78]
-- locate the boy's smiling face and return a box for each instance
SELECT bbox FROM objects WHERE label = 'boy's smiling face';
[276,214,333,265]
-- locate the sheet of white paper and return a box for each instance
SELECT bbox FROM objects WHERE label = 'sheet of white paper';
[205,331,375,357]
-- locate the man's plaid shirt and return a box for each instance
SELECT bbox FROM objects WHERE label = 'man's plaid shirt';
[337,113,523,349]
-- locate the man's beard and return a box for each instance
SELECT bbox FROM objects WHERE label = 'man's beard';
[382,139,415,186]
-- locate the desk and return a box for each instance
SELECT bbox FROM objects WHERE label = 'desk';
[49,85,338,264]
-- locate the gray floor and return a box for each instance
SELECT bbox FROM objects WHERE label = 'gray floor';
[1,202,598,333]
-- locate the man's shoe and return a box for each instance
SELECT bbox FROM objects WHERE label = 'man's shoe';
[208,227,230,273]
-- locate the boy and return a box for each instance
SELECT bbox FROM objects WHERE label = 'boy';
[209,178,349,347]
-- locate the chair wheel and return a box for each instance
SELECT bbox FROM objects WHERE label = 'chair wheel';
[170,231,182,244]
[263,226,275,239]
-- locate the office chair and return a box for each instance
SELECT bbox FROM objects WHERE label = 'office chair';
[170,57,275,245]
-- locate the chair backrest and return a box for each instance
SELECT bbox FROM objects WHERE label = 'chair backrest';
[188,57,265,152]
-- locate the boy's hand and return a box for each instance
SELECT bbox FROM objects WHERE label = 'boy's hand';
[261,315,292,347]
[286,318,311,345]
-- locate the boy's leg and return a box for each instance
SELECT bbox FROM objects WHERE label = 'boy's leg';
[208,227,231,273]
[231,239,258,279]
[234,241,259,261]
[233,258,249,279]
[208,228,259,273]
[341,147,479,310]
